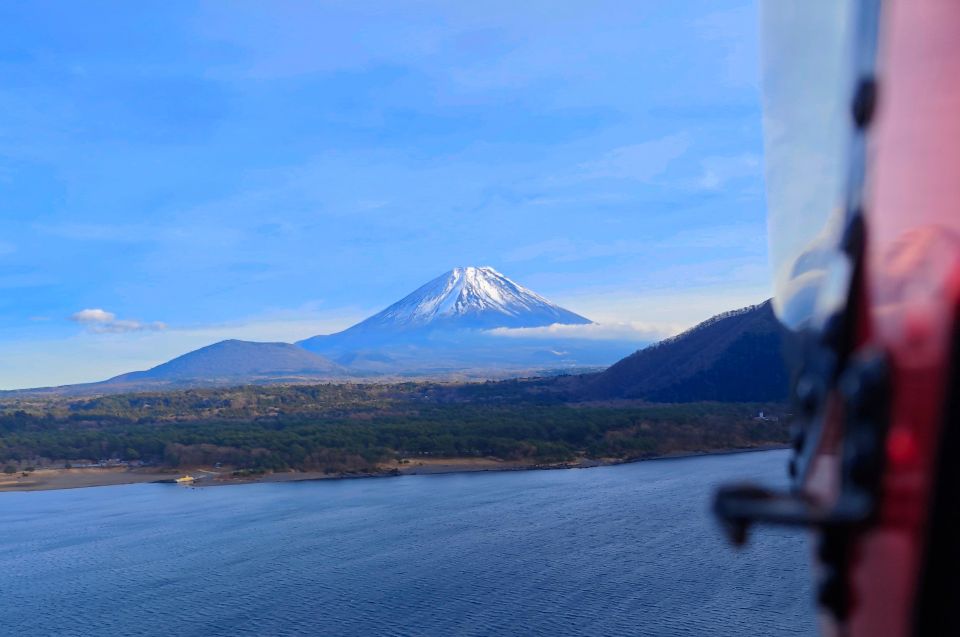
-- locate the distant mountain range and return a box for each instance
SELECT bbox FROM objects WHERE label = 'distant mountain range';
[8,267,632,395]
[2,267,789,401]
[101,340,345,391]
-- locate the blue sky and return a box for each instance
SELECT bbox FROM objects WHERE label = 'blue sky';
[0,0,769,389]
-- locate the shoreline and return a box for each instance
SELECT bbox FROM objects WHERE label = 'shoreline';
[0,445,788,493]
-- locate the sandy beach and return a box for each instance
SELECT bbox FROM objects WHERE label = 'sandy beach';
[0,446,787,493]
[0,460,540,492]
[0,467,177,492]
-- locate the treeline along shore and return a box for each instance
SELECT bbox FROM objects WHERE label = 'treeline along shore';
[0,379,790,487]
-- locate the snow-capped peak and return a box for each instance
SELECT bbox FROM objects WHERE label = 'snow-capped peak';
[351,266,592,331]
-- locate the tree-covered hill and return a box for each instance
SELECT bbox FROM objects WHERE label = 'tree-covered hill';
[577,301,790,402]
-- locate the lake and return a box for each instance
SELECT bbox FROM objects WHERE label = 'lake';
[0,450,815,636]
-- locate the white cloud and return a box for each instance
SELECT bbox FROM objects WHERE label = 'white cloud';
[486,321,675,342]
[71,308,116,324]
[654,224,765,250]
[70,308,167,334]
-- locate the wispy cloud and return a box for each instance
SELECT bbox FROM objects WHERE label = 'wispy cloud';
[504,224,764,264]
[70,308,167,334]
[36,222,188,243]
[697,153,761,190]
[486,321,675,342]
[0,272,56,289]
[696,6,759,89]
[579,134,690,181]
[504,238,647,264]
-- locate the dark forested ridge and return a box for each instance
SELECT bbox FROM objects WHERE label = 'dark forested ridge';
[0,382,788,474]
[577,300,790,402]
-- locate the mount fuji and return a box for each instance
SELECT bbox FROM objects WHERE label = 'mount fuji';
[297,266,633,374]
[303,266,589,338]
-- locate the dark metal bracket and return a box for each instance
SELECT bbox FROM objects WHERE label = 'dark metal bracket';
[713,484,873,546]
[713,348,890,546]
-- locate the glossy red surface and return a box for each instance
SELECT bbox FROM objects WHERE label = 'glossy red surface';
[842,1,960,635]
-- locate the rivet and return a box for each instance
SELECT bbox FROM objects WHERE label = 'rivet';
[852,77,877,128]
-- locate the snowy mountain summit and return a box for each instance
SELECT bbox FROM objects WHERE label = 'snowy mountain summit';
[296,266,594,367]
[295,266,603,371]
[351,266,591,332]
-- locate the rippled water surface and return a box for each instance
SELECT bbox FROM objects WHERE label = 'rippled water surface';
[1,450,815,636]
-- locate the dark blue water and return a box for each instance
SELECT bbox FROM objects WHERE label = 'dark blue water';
[0,450,815,636]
